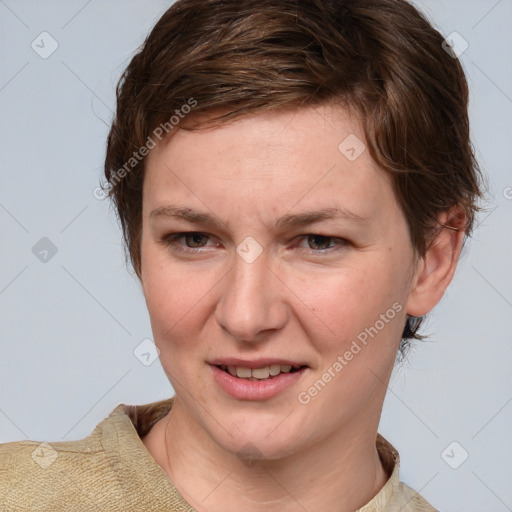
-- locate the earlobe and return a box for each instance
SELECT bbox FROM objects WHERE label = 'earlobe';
[406,206,467,317]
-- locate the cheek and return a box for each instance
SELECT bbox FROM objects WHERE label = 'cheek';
[295,254,408,350]
[142,244,208,344]
[142,269,214,396]
[144,268,211,339]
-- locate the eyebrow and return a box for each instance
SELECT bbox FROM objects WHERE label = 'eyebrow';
[150,205,371,231]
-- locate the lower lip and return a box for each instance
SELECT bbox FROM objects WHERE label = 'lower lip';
[210,365,307,401]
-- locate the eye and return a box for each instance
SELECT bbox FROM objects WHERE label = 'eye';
[297,234,348,253]
[161,232,349,256]
[162,232,216,252]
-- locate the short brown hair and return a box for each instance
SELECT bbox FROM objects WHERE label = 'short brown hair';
[104,0,484,352]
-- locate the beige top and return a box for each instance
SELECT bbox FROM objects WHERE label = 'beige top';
[0,397,438,511]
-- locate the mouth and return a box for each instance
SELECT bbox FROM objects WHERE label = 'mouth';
[210,361,308,400]
[214,363,307,381]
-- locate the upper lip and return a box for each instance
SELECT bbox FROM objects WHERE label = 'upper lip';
[209,358,309,369]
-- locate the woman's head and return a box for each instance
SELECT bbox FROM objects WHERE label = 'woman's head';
[103,0,484,463]
[104,0,483,348]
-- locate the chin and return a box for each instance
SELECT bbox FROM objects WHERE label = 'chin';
[205,412,307,462]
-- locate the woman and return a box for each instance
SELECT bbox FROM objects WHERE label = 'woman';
[0,0,483,510]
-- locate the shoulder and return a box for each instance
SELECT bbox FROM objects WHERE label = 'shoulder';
[0,432,111,511]
[0,399,179,512]
[0,404,130,511]
[394,481,439,511]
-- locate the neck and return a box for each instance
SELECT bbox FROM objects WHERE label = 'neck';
[146,398,389,512]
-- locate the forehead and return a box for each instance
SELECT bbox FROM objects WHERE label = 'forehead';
[142,105,395,223]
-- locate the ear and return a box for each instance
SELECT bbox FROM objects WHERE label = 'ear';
[406,206,467,317]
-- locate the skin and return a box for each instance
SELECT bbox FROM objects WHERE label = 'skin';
[138,105,465,512]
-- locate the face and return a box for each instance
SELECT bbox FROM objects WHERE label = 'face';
[140,105,420,460]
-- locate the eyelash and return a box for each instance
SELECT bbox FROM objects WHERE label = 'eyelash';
[161,232,348,255]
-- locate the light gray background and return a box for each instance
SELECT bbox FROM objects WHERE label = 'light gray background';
[0,1,511,510]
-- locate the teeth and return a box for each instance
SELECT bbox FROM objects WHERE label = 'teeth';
[236,367,252,378]
[220,364,303,380]
[252,366,270,379]
[269,364,281,376]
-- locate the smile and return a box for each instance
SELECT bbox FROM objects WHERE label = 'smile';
[216,364,305,381]
[209,361,308,400]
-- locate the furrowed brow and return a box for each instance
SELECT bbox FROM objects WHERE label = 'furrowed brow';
[149,205,371,231]
[274,207,371,229]
[150,206,221,226]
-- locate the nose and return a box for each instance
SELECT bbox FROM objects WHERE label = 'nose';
[214,246,288,343]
